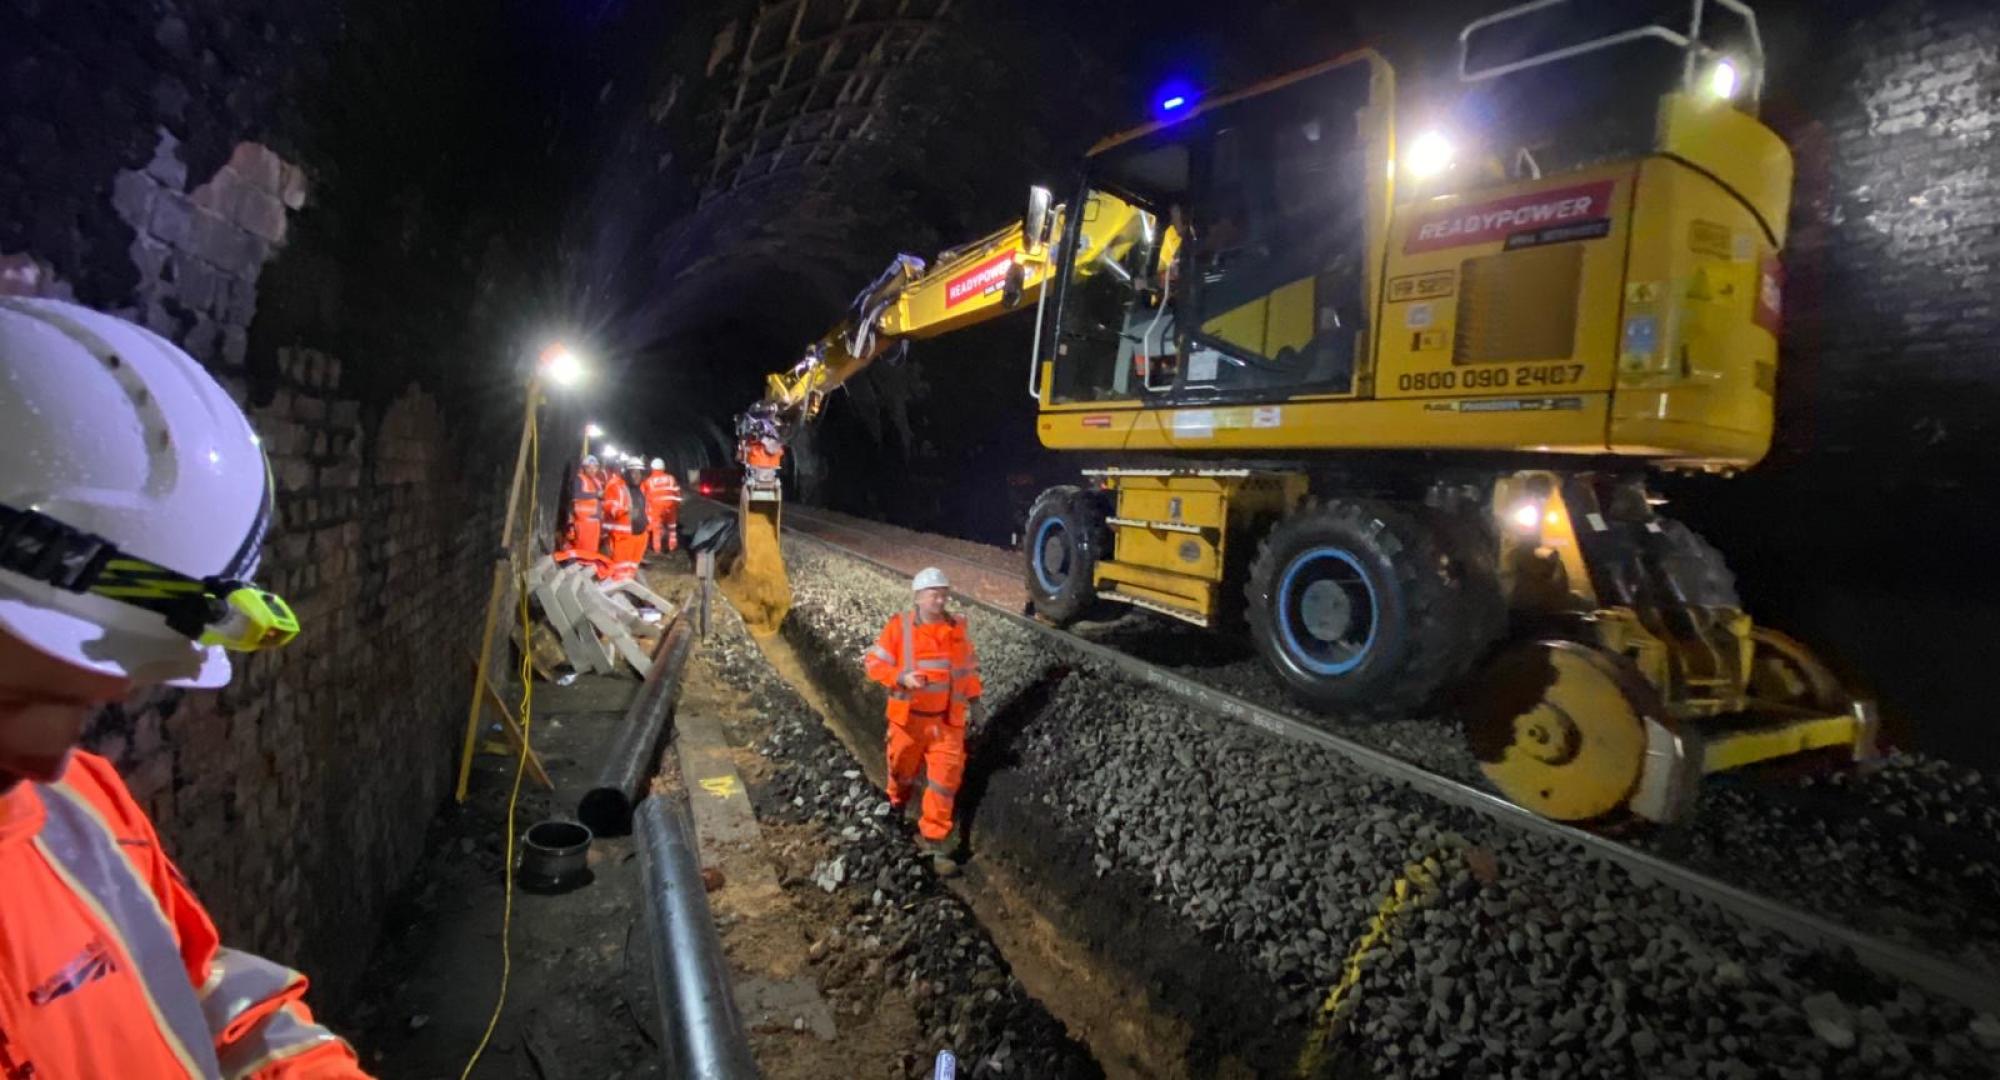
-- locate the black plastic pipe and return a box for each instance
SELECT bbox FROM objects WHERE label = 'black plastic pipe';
[578,614,696,836]
[634,795,758,1079]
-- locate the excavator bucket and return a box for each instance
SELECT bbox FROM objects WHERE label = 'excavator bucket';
[721,480,791,636]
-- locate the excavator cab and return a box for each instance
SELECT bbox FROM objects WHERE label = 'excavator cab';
[1037,53,1390,425]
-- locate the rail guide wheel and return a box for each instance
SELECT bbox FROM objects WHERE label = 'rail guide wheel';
[1465,640,1670,822]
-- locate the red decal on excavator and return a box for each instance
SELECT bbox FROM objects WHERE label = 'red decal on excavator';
[1754,253,1783,334]
[1080,414,1113,428]
[945,252,1016,307]
[1405,180,1617,253]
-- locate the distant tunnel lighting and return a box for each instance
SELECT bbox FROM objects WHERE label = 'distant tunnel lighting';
[540,344,584,387]
[603,444,619,458]
[1708,59,1739,100]
[585,422,604,438]
[1511,502,1542,530]
[1404,130,1455,179]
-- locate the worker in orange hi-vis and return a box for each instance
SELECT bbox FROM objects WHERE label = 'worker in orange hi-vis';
[0,298,368,1078]
[641,457,681,554]
[601,458,650,580]
[736,406,784,485]
[862,568,982,877]
[561,454,606,558]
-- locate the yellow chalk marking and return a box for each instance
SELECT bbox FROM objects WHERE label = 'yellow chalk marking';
[1294,853,1445,1078]
[699,775,741,799]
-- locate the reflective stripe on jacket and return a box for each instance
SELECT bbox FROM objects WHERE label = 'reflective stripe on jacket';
[641,472,681,511]
[0,753,367,1079]
[862,609,982,726]
[601,473,634,533]
[572,472,603,521]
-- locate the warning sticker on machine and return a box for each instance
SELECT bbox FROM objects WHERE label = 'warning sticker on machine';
[1172,409,1216,438]
[945,252,1016,308]
[1252,406,1282,428]
[1405,180,1616,254]
[1080,413,1113,428]
[1423,396,1584,413]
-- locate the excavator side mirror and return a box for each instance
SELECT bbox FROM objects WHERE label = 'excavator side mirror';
[1025,185,1054,250]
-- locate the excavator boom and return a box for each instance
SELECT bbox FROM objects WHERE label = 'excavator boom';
[762,214,1053,427]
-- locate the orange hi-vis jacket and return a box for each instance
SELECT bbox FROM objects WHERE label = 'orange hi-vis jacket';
[0,753,367,1079]
[863,610,982,727]
[641,471,680,553]
[739,438,782,472]
[600,472,633,534]
[568,470,604,554]
[640,471,680,518]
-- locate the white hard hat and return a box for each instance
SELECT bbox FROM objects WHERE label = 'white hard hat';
[912,567,950,592]
[649,457,664,470]
[0,298,286,688]
[582,454,599,467]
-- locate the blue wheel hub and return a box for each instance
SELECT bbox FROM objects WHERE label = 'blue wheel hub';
[1033,517,1071,593]
[1276,547,1379,676]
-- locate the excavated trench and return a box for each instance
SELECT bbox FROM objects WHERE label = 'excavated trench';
[758,536,2000,1080]
[758,614,1288,1077]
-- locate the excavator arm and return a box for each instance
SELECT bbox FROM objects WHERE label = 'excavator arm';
[757,185,1176,430]
[724,185,1170,633]
[761,210,1055,429]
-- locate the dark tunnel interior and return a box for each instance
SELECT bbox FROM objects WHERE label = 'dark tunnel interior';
[8,0,1996,769]
[10,0,2000,1067]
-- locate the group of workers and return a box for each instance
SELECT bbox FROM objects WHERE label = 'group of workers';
[560,453,681,579]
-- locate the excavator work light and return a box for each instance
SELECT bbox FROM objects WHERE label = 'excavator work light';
[1708,59,1739,100]
[1404,130,1455,179]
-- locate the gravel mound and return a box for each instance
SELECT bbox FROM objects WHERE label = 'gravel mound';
[781,535,2000,1078]
[701,593,1099,1079]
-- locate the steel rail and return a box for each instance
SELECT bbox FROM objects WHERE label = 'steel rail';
[775,519,2000,1016]
[781,504,1018,581]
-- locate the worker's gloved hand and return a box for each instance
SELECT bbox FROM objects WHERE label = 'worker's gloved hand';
[899,671,928,689]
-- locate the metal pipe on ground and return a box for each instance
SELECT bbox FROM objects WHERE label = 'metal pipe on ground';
[634,795,757,1079]
[578,613,697,836]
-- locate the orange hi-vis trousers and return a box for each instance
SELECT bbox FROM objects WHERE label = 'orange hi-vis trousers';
[863,609,982,842]
[885,714,964,843]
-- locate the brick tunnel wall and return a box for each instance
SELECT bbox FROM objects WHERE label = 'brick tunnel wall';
[3,3,504,1007]
[1671,0,2000,763]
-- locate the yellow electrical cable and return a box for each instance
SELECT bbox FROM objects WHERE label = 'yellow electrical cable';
[460,416,540,1079]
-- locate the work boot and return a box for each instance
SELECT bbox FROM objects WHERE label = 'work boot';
[922,830,961,878]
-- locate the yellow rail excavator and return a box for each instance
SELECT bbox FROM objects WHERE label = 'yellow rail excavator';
[737,0,1878,824]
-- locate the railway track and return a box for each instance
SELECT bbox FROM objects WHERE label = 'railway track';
[750,500,2000,1017]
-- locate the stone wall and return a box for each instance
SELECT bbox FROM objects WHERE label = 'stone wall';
[81,357,485,995]
[4,2,500,1008]
[6,135,494,1002]
[1673,0,2000,761]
